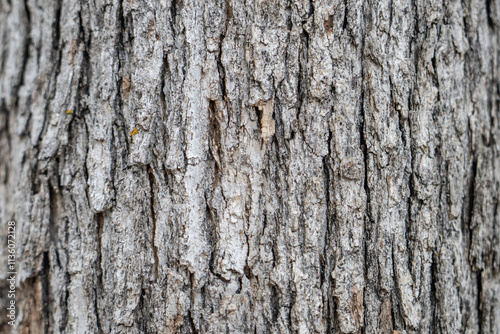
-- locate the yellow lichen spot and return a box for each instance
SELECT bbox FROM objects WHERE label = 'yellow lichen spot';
[130,127,139,142]
[66,109,73,114]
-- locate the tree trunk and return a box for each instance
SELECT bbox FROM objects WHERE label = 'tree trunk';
[1,0,499,333]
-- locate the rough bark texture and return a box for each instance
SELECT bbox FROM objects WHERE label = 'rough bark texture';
[1,0,500,333]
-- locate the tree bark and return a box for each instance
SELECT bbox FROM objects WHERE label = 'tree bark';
[1,0,499,333]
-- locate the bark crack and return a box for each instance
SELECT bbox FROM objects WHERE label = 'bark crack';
[476,270,483,334]
[95,212,104,334]
[14,0,31,106]
[41,251,51,333]
[467,155,477,267]
[148,166,160,283]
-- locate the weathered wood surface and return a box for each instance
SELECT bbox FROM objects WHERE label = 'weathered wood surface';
[1,0,499,333]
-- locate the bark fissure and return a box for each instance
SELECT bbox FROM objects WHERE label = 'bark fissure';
[477,270,483,334]
[95,212,104,334]
[15,0,30,104]
[41,251,50,334]
[148,166,159,283]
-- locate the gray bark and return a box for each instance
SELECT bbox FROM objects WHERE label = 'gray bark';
[0,0,499,333]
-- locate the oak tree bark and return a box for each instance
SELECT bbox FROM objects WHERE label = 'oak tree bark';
[1,0,500,333]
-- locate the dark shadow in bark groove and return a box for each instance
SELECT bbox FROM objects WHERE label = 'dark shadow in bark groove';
[95,212,105,334]
[40,251,50,333]
[476,270,483,334]
[147,166,159,283]
[466,156,477,263]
